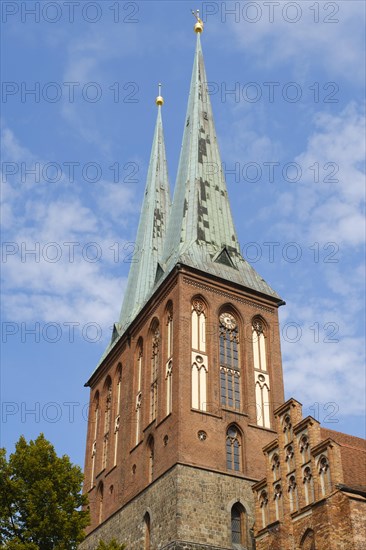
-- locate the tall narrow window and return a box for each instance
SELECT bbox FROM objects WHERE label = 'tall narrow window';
[273,483,283,520]
[90,392,99,488]
[226,425,242,472]
[148,437,154,483]
[102,379,112,470]
[135,342,143,446]
[259,490,269,528]
[97,482,103,524]
[283,414,293,444]
[113,365,122,466]
[288,475,298,512]
[318,455,331,497]
[252,318,271,428]
[219,311,240,410]
[231,503,247,546]
[299,434,311,464]
[191,299,208,411]
[285,445,295,472]
[144,512,151,550]
[271,453,281,481]
[165,306,173,416]
[150,323,160,422]
[303,466,314,505]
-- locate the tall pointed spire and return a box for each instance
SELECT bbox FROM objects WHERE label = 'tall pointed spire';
[118,91,171,332]
[162,23,280,299]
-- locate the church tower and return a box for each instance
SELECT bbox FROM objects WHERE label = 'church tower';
[81,15,285,550]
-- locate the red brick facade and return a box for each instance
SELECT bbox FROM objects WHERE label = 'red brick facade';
[252,398,366,550]
[82,264,285,544]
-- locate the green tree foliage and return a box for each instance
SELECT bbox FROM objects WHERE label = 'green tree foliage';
[0,434,90,550]
[95,539,126,550]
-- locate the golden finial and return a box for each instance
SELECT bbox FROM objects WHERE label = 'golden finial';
[192,9,204,33]
[156,83,164,106]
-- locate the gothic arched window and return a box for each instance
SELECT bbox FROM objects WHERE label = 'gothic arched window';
[273,483,283,520]
[97,481,103,524]
[113,364,122,466]
[226,425,242,472]
[285,445,295,472]
[150,321,160,422]
[283,414,293,444]
[148,437,154,483]
[135,340,143,446]
[303,466,315,505]
[191,298,208,411]
[231,502,247,546]
[144,512,151,550]
[259,490,269,528]
[318,455,331,497]
[90,391,99,488]
[219,311,240,410]
[165,304,173,416]
[299,434,311,464]
[288,475,298,512]
[102,377,112,470]
[252,318,271,428]
[271,453,281,481]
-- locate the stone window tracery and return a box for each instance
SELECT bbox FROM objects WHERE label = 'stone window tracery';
[318,455,331,497]
[271,453,281,481]
[113,365,122,466]
[252,317,271,428]
[102,380,112,470]
[259,490,269,527]
[191,299,208,411]
[285,445,295,472]
[288,475,298,512]
[299,434,311,463]
[135,342,143,446]
[90,393,99,488]
[273,483,283,520]
[226,425,242,472]
[150,324,160,422]
[219,311,240,410]
[303,466,315,505]
[165,306,173,416]
[283,414,293,444]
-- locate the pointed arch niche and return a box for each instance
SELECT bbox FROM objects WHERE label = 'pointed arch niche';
[252,316,271,428]
[134,338,143,446]
[218,306,241,411]
[165,301,173,416]
[113,364,122,466]
[191,296,208,411]
[149,319,160,423]
[90,391,99,488]
[102,376,112,471]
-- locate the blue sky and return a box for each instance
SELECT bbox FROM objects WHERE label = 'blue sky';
[1,1,365,467]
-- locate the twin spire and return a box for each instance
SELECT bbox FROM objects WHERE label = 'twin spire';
[118,86,170,333]
[118,18,279,334]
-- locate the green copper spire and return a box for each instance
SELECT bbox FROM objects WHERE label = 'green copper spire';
[162,32,280,300]
[118,100,171,332]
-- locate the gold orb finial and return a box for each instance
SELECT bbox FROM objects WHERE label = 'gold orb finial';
[192,9,204,33]
[156,83,164,106]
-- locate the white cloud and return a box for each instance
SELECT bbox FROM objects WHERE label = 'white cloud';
[280,296,365,416]
[262,102,366,246]
[1,127,138,334]
[229,1,364,82]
